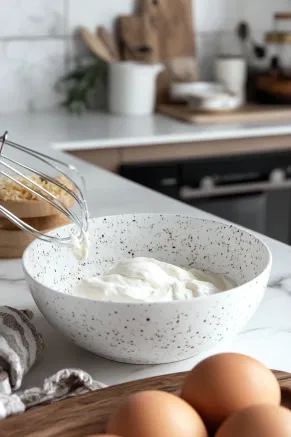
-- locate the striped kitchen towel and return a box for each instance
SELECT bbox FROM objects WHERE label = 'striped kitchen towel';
[0,306,106,419]
[0,307,44,393]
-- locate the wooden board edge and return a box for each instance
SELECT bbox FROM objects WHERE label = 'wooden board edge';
[158,104,291,125]
[0,370,290,437]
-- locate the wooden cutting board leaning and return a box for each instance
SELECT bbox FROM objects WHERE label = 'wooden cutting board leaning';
[139,0,196,61]
[139,0,198,81]
[158,103,291,124]
[117,14,159,62]
[0,370,290,437]
[117,0,198,103]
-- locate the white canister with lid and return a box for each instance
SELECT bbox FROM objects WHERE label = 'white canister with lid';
[108,61,164,116]
[215,56,247,104]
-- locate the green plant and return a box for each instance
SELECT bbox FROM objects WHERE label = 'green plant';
[58,56,107,114]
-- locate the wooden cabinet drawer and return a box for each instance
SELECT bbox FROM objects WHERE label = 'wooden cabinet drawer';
[68,148,121,173]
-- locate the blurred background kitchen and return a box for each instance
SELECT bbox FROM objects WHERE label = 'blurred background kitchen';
[2,0,291,246]
[2,0,290,112]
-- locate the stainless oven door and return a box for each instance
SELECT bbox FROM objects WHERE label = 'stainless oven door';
[180,179,291,243]
[190,192,267,234]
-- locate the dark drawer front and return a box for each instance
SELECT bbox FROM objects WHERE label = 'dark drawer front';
[120,162,180,198]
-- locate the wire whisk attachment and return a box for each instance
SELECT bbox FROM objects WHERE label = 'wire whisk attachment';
[0,131,89,256]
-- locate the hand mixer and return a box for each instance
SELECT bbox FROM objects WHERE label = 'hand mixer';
[0,131,89,251]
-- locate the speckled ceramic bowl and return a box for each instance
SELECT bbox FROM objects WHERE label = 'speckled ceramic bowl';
[23,214,272,364]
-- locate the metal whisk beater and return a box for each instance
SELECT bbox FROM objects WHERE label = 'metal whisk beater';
[0,131,89,247]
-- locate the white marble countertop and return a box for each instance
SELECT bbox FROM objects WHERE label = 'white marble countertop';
[1,109,291,152]
[1,111,291,391]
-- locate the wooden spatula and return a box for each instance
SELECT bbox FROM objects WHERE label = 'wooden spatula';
[80,26,114,63]
[97,26,119,61]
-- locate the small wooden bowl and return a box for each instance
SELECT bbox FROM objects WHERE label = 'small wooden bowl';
[0,213,70,231]
[0,214,70,259]
[0,198,74,219]
[256,75,291,97]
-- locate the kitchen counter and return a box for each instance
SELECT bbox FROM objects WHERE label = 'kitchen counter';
[1,111,291,392]
[1,109,291,152]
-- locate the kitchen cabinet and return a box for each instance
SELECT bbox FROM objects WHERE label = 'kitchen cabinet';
[67,133,291,245]
[69,148,121,173]
[68,134,291,173]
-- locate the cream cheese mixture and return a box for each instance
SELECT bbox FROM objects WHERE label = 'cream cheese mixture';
[74,257,236,302]
[71,231,90,262]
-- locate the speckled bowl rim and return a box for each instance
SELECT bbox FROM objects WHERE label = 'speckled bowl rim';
[22,214,273,306]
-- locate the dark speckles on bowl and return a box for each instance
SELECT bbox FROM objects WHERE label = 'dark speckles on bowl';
[23,214,272,364]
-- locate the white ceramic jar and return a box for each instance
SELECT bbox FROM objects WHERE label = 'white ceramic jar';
[215,56,247,104]
[108,62,164,116]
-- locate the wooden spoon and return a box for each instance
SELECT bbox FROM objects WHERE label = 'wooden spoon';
[80,27,114,63]
[97,26,119,61]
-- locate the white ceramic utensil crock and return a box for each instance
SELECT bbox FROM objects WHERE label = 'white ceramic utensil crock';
[108,62,164,115]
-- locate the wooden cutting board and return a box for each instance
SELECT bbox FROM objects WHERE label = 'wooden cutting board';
[118,15,160,62]
[139,0,197,103]
[158,103,291,124]
[139,0,196,62]
[0,370,290,437]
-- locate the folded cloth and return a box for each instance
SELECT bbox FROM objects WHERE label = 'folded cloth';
[0,368,106,419]
[0,306,106,419]
[0,306,44,392]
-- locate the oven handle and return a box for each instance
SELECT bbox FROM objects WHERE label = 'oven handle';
[179,179,291,200]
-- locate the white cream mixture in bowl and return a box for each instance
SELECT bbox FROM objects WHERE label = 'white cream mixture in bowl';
[75,257,236,302]
[23,214,272,364]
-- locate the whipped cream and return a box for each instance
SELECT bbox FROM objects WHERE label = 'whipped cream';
[71,231,90,262]
[74,257,236,302]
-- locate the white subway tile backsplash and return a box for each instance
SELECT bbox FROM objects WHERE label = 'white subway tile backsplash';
[0,0,65,38]
[194,0,240,33]
[196,32,222,80]
[195,0,224,33]
[239,0,290,32]
[68,0,135,34]
[0,0,285,113]
[0,40,65,113]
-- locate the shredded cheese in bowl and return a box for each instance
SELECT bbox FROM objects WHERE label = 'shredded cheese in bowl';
[0,174,90,261]
[0,175,74,207]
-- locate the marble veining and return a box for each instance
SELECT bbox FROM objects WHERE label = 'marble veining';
[268,275,291,294]
[0,276,24,283]
[0,0,65,38]
[0,39,65,113]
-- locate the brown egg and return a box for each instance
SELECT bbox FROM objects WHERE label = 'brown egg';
[86,435,120,437]
[215,404,291,437]
[181,353,281,431]
[107,390,208,437]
